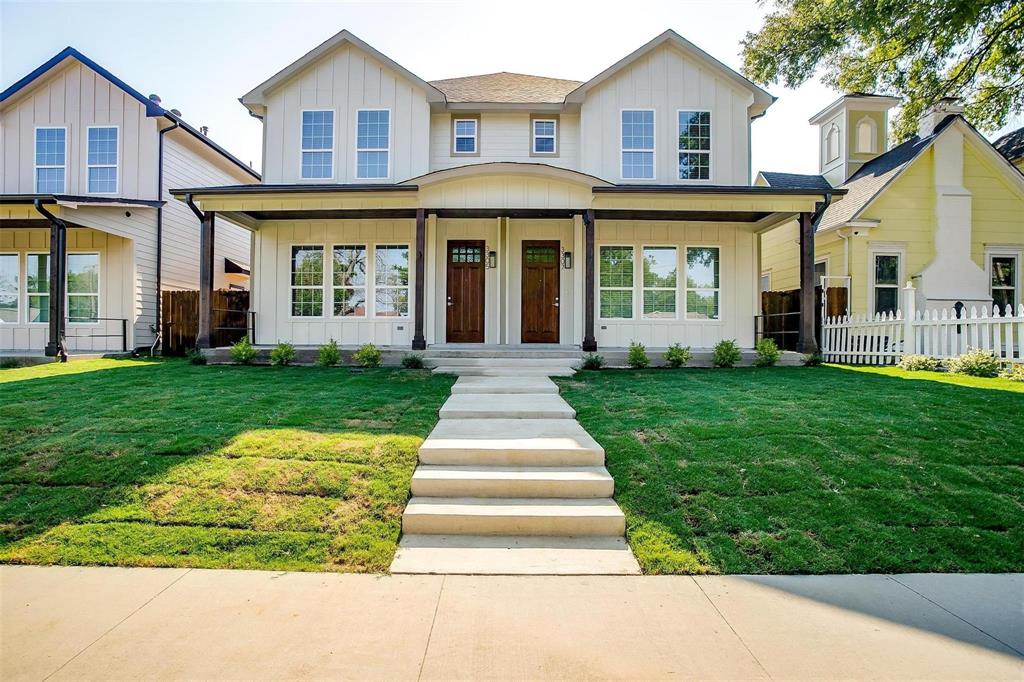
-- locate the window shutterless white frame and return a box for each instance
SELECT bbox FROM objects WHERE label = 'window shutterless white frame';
[25,252,50,325]
[86,125,119,194]
[532,118,557,155]
[372,243,410,318]
[597,243,636,320]
[34,126,68,194]
[66,251,100,325]
[452,118,478,155]
[684,245,722,321]
[299,109,335,181]
[288,244,325,319]
[868,249,903,315]
[676,110,712,182]
[0,252,19,324]
[620,109,656,181]
[331,244,368,318]
[640,245,678,320]
[986,249,1022,312]
[354,108,391,180]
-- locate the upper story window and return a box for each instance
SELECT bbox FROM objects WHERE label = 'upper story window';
[87,127,118,193]
[825,124,840,163]
[532,119,557,155]
[356,109,390,179]
[35,127,66,193]
[301,110,334,179]
[621,110,654,179]
[452,118,478,155]
[678,111,711,180]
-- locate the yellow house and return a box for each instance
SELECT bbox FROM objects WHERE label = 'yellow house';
[759,96,1024,317]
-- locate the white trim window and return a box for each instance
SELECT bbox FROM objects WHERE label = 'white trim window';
[872,253,900,315]
[856,116,877,154]
[356,109,390,179]
[301,110,334,180]
[374,244,409,317]
[66,253,99,323]
[290,245,324,317]
[621,110,654,179]
[989,253,1019,312]
[677,111,711,180]
[35,127,66,193]
[87,126,118,193]
[814,258,828,286]
[453,118,478,154]
[599,245,634,319]
[332,244,367,317]
[685,247,720,320]
[26,253,49,323]
[642,246,677,319]
[532,119,557,154]
[0,253,18,323]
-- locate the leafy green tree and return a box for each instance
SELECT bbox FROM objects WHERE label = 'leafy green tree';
[741,0,1024,140]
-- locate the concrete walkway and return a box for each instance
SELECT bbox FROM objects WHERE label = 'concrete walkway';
[2,566,1021,680]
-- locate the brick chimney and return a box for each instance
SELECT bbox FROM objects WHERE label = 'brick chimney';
[918,97,964,138]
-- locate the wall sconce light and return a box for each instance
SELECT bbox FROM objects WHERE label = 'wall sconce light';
[488,250,497,268]
[563,251,573,269]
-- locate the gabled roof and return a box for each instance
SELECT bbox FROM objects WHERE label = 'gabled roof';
[240,29,446,116]
[808,92,901,125]
[756,171,833,191]
[429,72,582,104]
[564,30,776,119]
[994,126,1024,163]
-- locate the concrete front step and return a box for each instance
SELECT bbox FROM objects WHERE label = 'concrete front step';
[402,497,626,536]
[419,418,605,466]
[423,349,583,359]
[425,357,582,368]
[431,366,576,377]
[450,376,559,395]
[439,393,576,420]
[411,465,614,498]
[390,535,640,575]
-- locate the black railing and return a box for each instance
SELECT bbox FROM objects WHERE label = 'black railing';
[212,308,256,345]
[63,317,129,352]
[754,311,801,351]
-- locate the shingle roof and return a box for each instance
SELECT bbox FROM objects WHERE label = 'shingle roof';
[429,72,582,103]
[994,126,1024,162]
[758,172,833,190]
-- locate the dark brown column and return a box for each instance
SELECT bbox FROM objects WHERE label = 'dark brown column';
[412,208,427,350]
[798,211,818,354]
[44,219,67,359]
[582,209,597,352]
[197,211,215,349]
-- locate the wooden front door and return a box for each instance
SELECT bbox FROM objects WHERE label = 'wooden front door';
[521,240,560,343]
[446,240,485,343]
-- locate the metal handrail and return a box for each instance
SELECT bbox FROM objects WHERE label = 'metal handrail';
[62,316,129,352]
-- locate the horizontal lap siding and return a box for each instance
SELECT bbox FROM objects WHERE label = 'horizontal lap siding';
[759,220,799,291]
[963,144,1024,267]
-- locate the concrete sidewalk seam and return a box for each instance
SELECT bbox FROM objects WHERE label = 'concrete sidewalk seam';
[887,575,1024,657]
[41,568,193,681]
[417,574,446,681]
[691,576,773,679]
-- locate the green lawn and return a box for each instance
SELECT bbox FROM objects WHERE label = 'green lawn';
[558,365,1024,575]
[0,359,452,572]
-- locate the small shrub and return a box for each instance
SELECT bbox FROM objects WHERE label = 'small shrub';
[1,357,24,369]
[581,353,605,370]
[401,353,425,369]
[317,339,340,367]
[1000,363,1024,382]
[627,341,649,369]
[712,339,742,368]
[753,338,781,368]
[947,348,1001,377]
[269,341,296,366]
[185,348,207,365]
[229,337,258,365]
[353,343,383,368]
[898,354,941,372]
[803,351,823,367]
[663,343,692,368]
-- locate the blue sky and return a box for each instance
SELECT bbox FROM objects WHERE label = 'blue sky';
[3,0,1021,178]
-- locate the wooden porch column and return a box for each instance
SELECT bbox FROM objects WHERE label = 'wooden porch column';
[582,209,597,352]
[197,211,216,349]
[412,208,427,350]
[44,217,68,359]
[798,210,818,354]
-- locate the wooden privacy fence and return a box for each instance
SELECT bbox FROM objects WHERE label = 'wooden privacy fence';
[161,289,251,355]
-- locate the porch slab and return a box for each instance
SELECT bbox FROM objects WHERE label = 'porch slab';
[438,393,576,419]
[451,376,559,394]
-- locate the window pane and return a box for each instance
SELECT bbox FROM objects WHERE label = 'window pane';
[301,151,333,179]
[622,151,653,179]
[88,166,117,193]
[28,295,49,323]
[0,254,17,323]
[678,111,711,151]
[643,247,676,287]
[686,290,719,319]
[874,287,897,315]
[643,290,676,318]
[814,261,827,281]
[301,111,333,150]
[291,288,323,317]
[357,110,389,149]
[600,246,633,287]
[992,288,1015,311]
[67,254,99,294]
[357,150,388,178]
[678,152,709,180]
[455,136,476,153]
[875,255,899,285]
[374,288,408,317]
[333,287,367,317]
[68,295,98,323]
[333,246,367,287]
[27,254,49,294]
[291,246,323,286]
[621,110,654,150]
[991,257,1015,287]
[534,137,555,153]
[600,290,633,319]
[534,120,555,136]
[87,127,118,165]
[375,246,409,286]
[686,248,719,288]
[35,128,65,165]
[455,120,476,136]
[36,168,64,193]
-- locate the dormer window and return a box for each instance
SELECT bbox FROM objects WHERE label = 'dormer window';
[825,123,840,163]
[856,116,877,154]
[356,109,390,178]
[452,117,478,155]
[532,118,557,155]
[301,110,334,180]
[621,110,655,180]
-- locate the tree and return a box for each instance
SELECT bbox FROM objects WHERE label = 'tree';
[741,0,1024,140]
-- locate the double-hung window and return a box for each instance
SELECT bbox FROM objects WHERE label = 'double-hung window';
[685,247,720,320]
[87,127,118,193]
[0,254,17,323]
[356,110,390,179]
[642,246,677,319]
[990,254,1018,311]
[678,111,710,180]
[599,246,634,319]
[621,110,654,179]
[453,118,478,154]
[290,245,324,317]
[532,119,556,155]
[35,128,66,193]
[26,254,49,323]
[67,253,99,323]
[332,245,367,317]
[301,110,334,179]
[374,245,409,317]
[872,253,900,315]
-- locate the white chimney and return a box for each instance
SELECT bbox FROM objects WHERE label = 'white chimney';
[918,97,964,138]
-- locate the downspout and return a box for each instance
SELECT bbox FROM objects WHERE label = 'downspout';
[155,118,180,350]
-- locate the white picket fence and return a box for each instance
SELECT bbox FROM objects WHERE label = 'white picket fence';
[822,283,1024,365]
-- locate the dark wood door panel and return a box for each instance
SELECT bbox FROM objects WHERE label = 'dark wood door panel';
[446,240,485,343]
[521,240,560,343]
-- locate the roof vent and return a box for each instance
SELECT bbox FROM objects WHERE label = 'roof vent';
[148,94,161,104]
[170,109,182,116]
[200,126,209,136]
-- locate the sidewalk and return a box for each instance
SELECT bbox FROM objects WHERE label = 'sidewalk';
[2,566,1021,680]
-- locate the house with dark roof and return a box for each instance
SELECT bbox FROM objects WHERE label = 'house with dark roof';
[994,126,1024,171]
[759,96,1024,317]
[0,48,260,357]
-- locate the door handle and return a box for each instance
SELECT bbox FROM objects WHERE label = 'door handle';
[554,296,560,308]
[447,296,454,307]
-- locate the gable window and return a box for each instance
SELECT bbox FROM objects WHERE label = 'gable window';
[0,254,17,323]
[290,245,324,317]
[532,119,557,155]
[67,253,99,323]
[599,246,634,319]
[990,254,1019,311]
[87,127,118,193]
[332,245,367,317]
[825,124,840,163]
[872,253,900,315]
[374,245,409,317]
[35,127,66,193]
[856,117,876,154]
[301,110,334,179]
[26,254,49,323]
[452,118,478,155]
[686,247,720,320]
[356,109,390,179]
[642,246,677,319]
[678,111,711,180]
[621,110,654,179]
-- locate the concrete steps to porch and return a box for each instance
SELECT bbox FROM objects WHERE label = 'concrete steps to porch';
[401,497,626,536]
[418,418,605,467]
[449,376,559,394]
[438,393,576,420]
[431,366,577,377]
[411,465,614,498]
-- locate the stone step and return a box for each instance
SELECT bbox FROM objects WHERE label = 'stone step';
[423,349,583,359]
[390,535,640,575]
[425,357,582,368]
[450,376,559,395]
[419,419,604,466]
[439,393,576,420]
[411,465,614,498]
[431,366,576,377]
[401,497,626,536]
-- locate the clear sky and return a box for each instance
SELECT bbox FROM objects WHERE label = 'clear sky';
[3,0,1021,179]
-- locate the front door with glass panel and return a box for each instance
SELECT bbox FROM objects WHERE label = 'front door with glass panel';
[446,241,485,343]
[521,241,560,343]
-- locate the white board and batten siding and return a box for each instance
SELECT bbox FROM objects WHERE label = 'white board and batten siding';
[429,113,581,171]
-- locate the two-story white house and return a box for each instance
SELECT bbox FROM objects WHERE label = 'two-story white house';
[0,47,259,358]
[173,30,839,355]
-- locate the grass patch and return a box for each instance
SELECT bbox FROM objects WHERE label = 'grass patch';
[558,365,1023,575]
[0,358,452,572]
